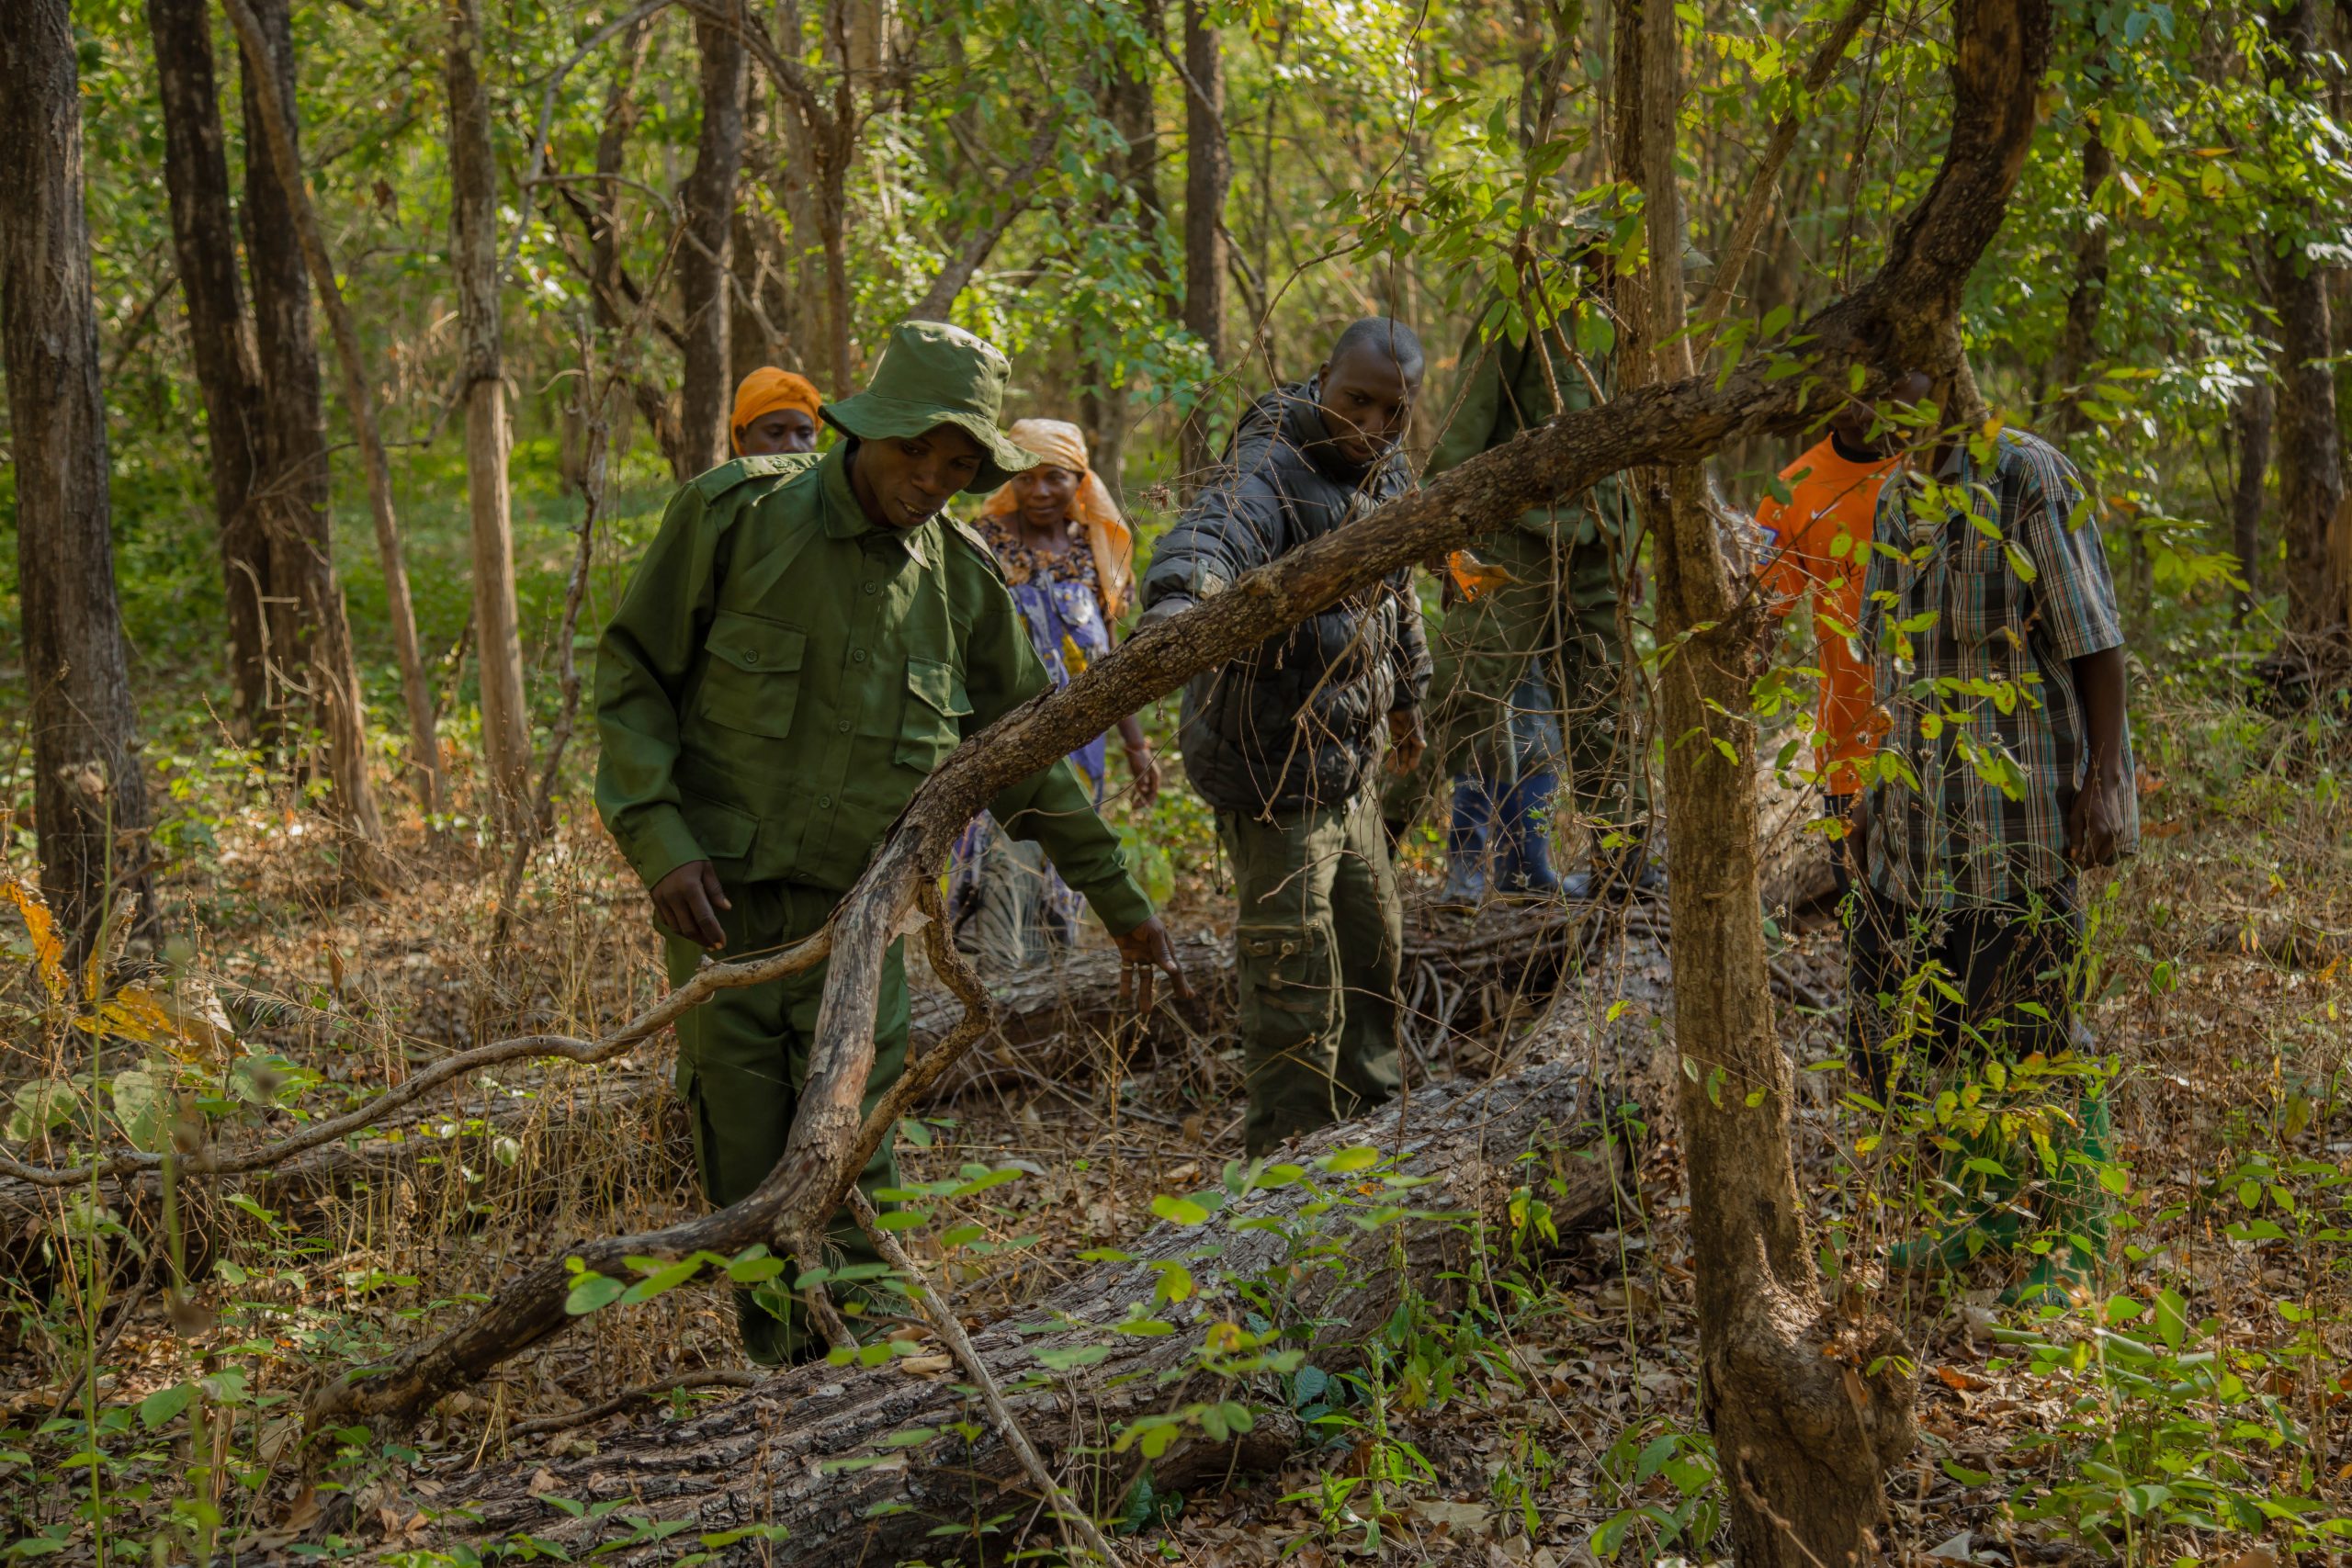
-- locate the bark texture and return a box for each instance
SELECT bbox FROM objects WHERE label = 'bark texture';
[147,0,272,738]
[2048,130,2112,440]
[151,0,383,846]
[679,0,747,475]
[229,0,445,817]
[445,0,532,827]
[435,1055,1632,1565]
[1,0,159,960]
[2266,0,2349,643]
[1177,0,1227,498]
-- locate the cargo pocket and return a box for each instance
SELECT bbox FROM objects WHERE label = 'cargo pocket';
[1238,924,1330,1018]
[697,611,807,739]
[896,656,973,772]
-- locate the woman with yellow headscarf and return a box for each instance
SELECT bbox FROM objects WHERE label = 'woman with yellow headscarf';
[730,367,823,456]
[949,418,1161,973]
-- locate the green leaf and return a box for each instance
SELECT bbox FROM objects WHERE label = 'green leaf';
[617,1257,704,1306]
[1321,1145,1380,1175]
[1115,1317,1176,1337]
[139,1382,196,1430]
[565,1272,626,1316]
[1150,1194,1210,1225]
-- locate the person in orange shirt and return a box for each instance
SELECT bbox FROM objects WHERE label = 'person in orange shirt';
[729,367,823,456]
[1753,373,1928,890]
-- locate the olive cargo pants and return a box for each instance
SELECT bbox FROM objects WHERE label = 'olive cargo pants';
[1217,792,1403,1156]
[662,880,904,1363]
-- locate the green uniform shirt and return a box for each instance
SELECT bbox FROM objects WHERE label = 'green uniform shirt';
[594,445,1154,936]
[1426,326,1628,554]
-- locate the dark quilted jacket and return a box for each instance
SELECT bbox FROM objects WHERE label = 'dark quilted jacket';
[1141,380,1431,816]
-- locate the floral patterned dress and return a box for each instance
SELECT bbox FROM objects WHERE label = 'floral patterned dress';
[948,516,1118,964]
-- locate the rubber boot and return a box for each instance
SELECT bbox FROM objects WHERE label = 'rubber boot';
[2001,1090,2113,1308]
[1493,770,1565,900]
[1438,777,1493,908]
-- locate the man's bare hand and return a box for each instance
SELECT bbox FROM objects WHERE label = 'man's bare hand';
[2065,771,2130,870]
[1385,707,1427,775]
[1112,916,1192,1015]
[651,860,731,949]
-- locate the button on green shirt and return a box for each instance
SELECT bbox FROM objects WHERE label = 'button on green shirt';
[594,444,1154,936]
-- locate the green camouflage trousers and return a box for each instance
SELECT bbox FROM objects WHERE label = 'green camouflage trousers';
[662,880,904,1363]
[1218,792,1403,1156]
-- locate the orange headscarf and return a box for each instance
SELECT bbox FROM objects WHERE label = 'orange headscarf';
[978,419,1136,618]
[729,367,824,453]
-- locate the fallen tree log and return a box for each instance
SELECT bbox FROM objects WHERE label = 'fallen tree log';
[420,1031,1640,1566]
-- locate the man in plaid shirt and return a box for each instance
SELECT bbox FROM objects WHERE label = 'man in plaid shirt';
[1851,390,2135,1304]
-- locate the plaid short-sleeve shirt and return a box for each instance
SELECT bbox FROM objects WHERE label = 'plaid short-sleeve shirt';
[1858,429,2137,909]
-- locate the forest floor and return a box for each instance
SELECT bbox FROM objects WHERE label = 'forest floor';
[4,673,2351,1566]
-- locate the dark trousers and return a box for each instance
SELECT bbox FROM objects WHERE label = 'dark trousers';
[1846,880,2086,1101]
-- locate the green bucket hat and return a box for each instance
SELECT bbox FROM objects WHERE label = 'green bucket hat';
[820,321,1039,494]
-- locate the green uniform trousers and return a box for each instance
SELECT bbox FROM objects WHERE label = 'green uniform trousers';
[1218,792,1403,1156]
[1426,526,1643,809]
[662,880,904,1363]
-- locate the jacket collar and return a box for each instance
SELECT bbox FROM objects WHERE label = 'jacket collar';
[820,441,933,567]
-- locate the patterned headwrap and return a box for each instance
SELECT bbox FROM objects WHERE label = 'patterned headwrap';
[729,367,824,453]
[978,419,1136,617]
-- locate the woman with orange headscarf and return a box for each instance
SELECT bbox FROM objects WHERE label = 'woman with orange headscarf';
[730,367,823,456]
[949,419,1161,973]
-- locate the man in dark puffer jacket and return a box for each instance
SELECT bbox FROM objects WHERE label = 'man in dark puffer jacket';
[1139,317,1431,1154]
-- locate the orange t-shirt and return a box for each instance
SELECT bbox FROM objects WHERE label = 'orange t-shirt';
[1754,437,1898,795]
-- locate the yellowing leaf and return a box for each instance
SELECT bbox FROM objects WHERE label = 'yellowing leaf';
[2,874,69,1005]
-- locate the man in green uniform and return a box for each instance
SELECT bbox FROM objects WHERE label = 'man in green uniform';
[1402,275,1660,903]
[596,321,1187,1362]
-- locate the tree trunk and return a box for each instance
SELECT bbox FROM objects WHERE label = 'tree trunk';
[152,0,383,851]
[1177,0,1227,500]
[444,0,531,831]
[2048,129,2111,441]
[1621,0,1920,1560]
[229,0,445,818]
[234,4,381,851]
[433,1055,1630,1565]
[2233,375,2273,627]
[146,0,272,742]
[2267,0,2350,642]
[0,0,160,963]
[679,0,747,476]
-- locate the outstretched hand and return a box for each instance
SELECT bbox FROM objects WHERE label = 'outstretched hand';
[1113,916,1193,1015]
[1385,707,1427,775]
[650,860,731,949]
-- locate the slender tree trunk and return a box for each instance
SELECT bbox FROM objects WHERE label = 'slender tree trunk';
[1087,22,1164,504]
[1620,0,1921,1559]
[444,0,530,831]
[1177,0,1227,499]
[582,19,689,478]
[1,0,160,961]
[228,0,444,818]
[2267,0,2350,642]
[2048,130,2111,440]
[153,0,383,851]
[147,0,272,741]
[678,0,746,476]
[2233,376,2274,627]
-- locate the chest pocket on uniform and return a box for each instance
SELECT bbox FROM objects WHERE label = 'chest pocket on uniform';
[896,656,972,771]
[1940,540,2018,650]
[697,610,807,739]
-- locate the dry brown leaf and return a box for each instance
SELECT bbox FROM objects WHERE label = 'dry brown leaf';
[1935,1364,1990,1392]
[2212,1548,2278,1568]
[897,1354,954,1377]
[526,1467,560,1495]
